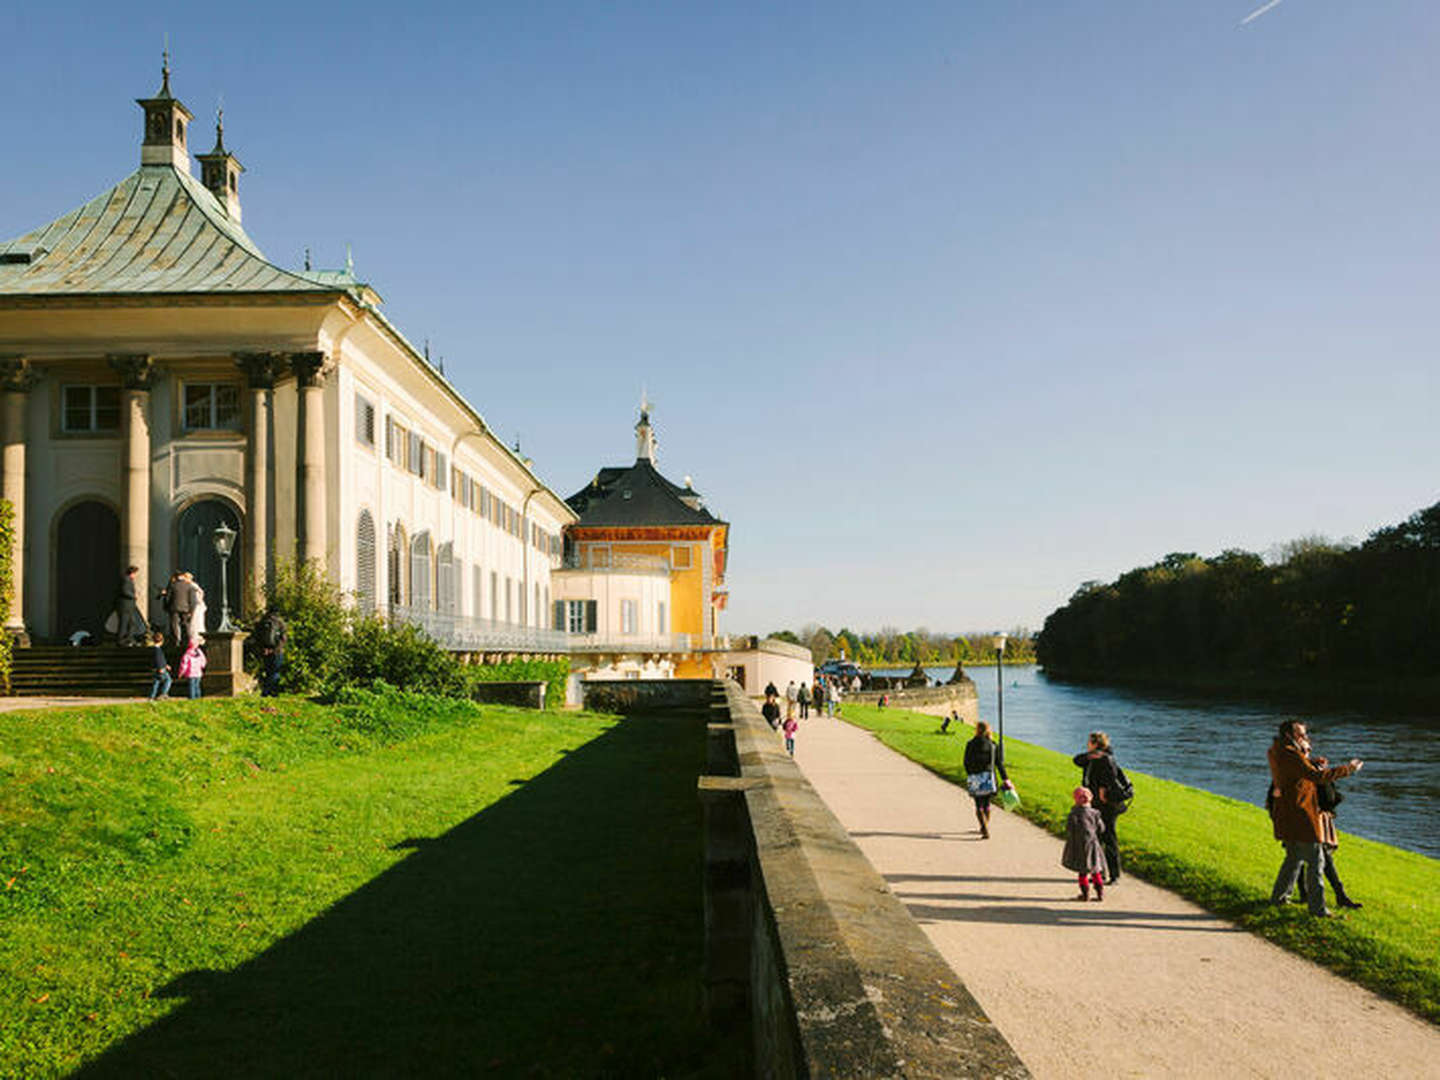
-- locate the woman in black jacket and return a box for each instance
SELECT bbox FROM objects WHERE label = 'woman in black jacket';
[963,720,1008,839]
[1074,731,1123,884]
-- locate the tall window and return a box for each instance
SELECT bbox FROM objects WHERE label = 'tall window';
[355,394,376,447]
[620,598,637,635]
[505,577,513,624]
[183,382,242,431]
[672,545,693,569]
[62,385,121,433]
[657,602,666,635]
[491,571,498,622]
[565,599,596,633]
[410,532,433,609]
[356,511,377,613]
[437,543,456,614]
[473,564,483,621]
[388,524,407,606]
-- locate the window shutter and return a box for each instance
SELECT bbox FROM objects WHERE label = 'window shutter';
[585,600,598,633]
[553,600,564,631]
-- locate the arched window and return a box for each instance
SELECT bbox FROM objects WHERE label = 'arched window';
[410,531,432,610]
[454,558,466,616]
[55,500,120,639]
[437,543,456,614]
[473,565,484,623]
[176,497,243,631]
[356,511,377,614]
[389,523,407,607]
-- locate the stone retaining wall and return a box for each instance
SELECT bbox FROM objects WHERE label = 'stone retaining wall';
[847,679,980,724]
[468,680,547,709]
[701,679,1028,1078]
[580,678,715,715]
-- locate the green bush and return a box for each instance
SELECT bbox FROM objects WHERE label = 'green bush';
[325,617,467,699]
[257,559,566,703]
[260,559,349,694]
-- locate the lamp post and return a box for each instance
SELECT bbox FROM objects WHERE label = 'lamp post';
[993,632,1008,759]
[212,521,237,632]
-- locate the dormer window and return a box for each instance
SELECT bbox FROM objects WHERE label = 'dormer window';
[175,118,185,141]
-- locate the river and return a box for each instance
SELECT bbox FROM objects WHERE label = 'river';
[871,665,1439,860]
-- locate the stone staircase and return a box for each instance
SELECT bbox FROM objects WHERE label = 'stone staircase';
[9,645,158,697]
[8,641,247,698]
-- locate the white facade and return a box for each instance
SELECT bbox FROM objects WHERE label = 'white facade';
[550,564,675,679]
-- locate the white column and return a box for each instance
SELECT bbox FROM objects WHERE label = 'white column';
[108,354,155,609]
[291,351,328,566]
[0,357,33,642]
[237,353,284,602]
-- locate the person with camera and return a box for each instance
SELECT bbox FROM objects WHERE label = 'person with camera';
[1267,720,1363,917]
[1272,725,1363,910]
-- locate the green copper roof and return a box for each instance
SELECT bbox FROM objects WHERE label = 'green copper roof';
[0,164,351,297]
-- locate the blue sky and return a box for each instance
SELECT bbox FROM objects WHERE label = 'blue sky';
[4,2,1437,636]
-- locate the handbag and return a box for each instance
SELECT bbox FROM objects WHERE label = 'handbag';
[966,771,997,796]
[1317,781,1344,813]
[104,611,119,634]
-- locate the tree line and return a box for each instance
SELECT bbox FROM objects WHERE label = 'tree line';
[765,625,1037,668]
[1035,500,1440,687]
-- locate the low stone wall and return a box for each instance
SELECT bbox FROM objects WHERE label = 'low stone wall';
[847,679,980,724]
[701,680,1028,1078]
[580,678,715,715]
[468,680,547,709]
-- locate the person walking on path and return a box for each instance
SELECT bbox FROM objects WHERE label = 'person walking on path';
[1062,787,1107,901]
[798,682,810,719]
[177,637,207,699]
[829,679,842,717]
[964,719,1010,839]
[113,566,148,646]
[785,680,799,721]
[761,691,782,731]
[1268,720,1362,917]
[147,630,172,700]
[812,678,826,718]
[783,714,799,756]
[1074,732,1125,883]
[764,680,778,698]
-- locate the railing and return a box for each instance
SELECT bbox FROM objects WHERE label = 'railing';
[559,551,671,573]
[389,603,569,653]
[566,631,698,653]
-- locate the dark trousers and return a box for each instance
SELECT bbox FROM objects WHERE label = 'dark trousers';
[262,650,284,696]
[169,610,193,645]
[1099,805,1122,881]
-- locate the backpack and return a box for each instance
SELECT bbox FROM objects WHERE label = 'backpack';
[1110,763,1135,810]
[257,613,286,649]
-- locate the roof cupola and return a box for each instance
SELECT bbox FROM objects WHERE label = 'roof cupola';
[196,107,244,222]
[635,394,658,463]
[136,48,193,172]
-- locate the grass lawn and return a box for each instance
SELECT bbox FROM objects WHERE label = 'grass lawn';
[839,703,1440,1025]
[1,690,735,1078]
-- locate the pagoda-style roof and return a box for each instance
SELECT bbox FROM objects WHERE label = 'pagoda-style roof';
[0,163,360,298]
[567,458,725,529]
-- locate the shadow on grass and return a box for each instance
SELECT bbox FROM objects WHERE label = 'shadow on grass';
[76,713,739,1079]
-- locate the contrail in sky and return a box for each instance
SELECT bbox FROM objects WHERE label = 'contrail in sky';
[1239,0,1285,26]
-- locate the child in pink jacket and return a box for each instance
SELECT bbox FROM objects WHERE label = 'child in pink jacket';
[177,637,207,699]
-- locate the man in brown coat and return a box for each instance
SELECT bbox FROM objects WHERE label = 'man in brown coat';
[1268,720,1362,917]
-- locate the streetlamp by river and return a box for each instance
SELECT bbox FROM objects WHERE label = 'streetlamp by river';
[993,632,1008,758]
[212,522,237,632]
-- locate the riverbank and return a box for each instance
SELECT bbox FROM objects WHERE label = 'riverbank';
[839,702,1440,1024]
[1040,666,1440,718]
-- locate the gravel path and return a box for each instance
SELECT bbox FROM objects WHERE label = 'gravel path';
[795,713,1439,1079]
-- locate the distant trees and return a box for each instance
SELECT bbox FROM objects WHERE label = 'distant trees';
[1035,500,1440,684]
[757,623,1036,667]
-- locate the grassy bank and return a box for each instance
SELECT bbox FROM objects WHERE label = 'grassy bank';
[1,692,734,1078]
[840,703,1440,1024]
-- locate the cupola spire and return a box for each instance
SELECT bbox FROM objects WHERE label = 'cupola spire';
[635,391,658,463]
[196,102,244,221]
[136,49,193,172]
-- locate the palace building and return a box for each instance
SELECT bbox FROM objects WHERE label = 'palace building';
[553,405,730,679]
[0,60,574,652]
